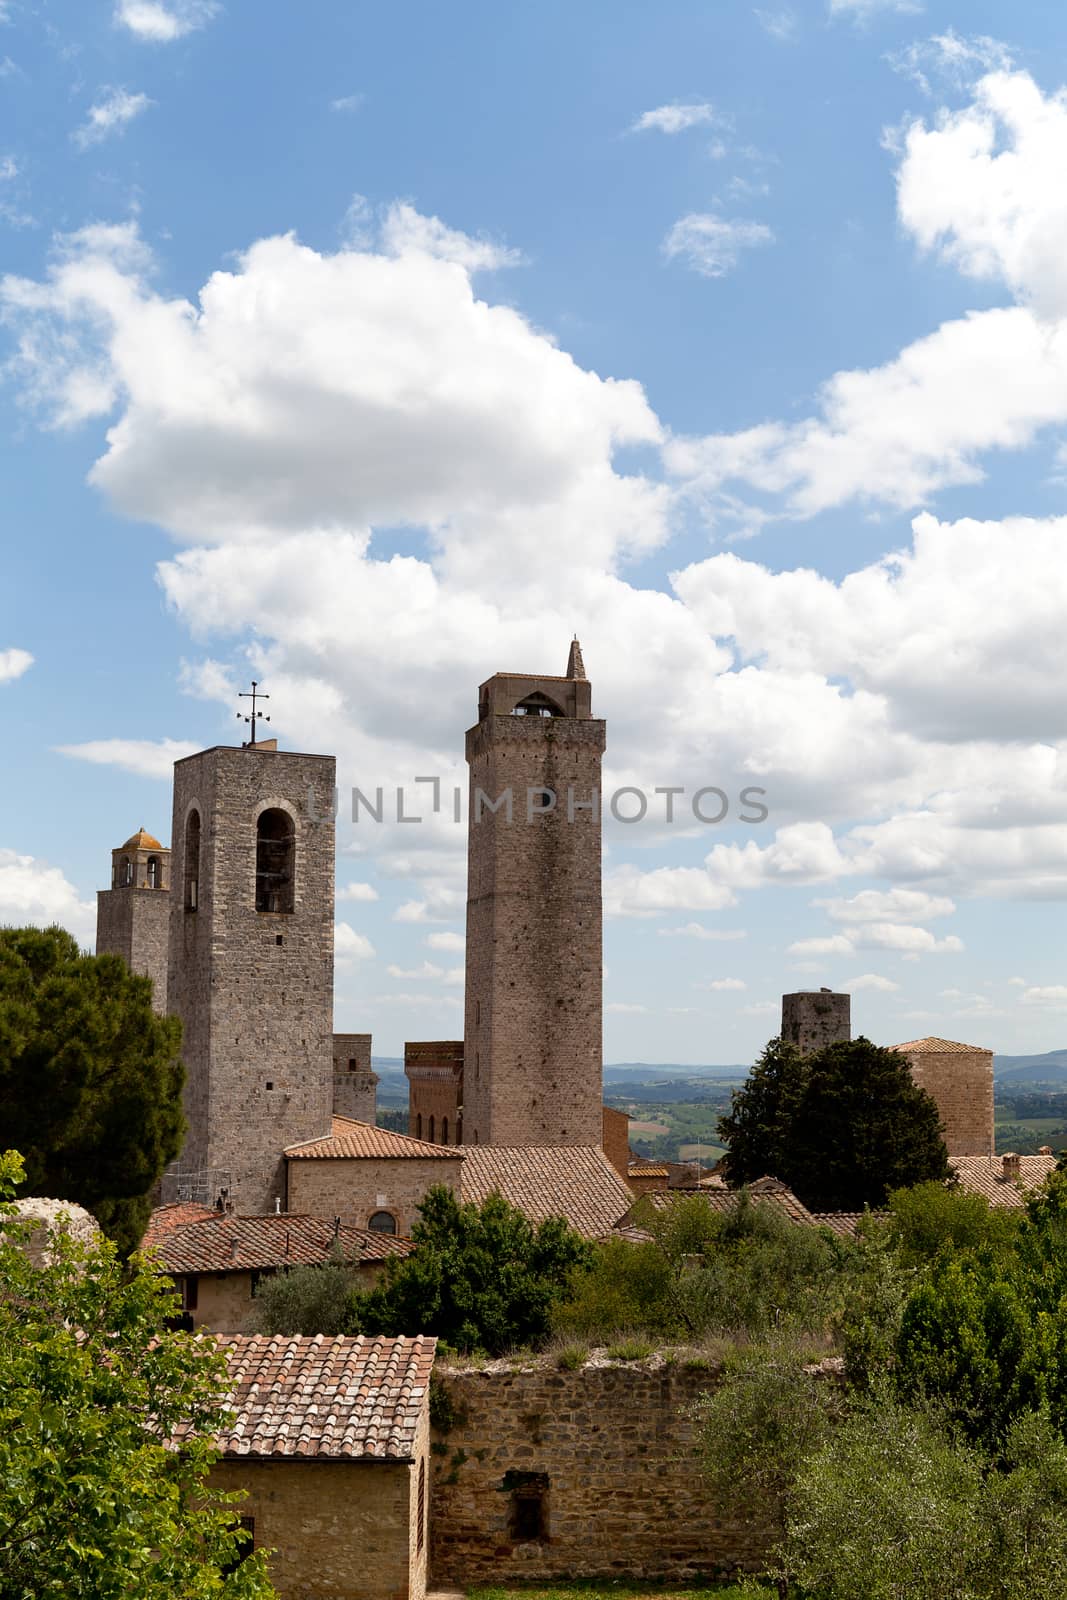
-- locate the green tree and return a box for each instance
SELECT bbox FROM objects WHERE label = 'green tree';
[354,1186,590,1355]
[247,1248,356,1336]
[886,1179,1021,1269]
[0,1150,274,1599]
[0,926,184,1255]
[720,1035,951,1211]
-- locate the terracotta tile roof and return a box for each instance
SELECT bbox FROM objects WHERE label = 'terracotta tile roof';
[142,1202,217,1252]
[460,1146,633,1237]
[285,1115,464,1161]
[951,1153,1056,1207]
[153,1214,414,1274]
[607,1223,655,1244]
[632,1177,817,1228]
[628,1161,669,1178]
[891,1036,990,1055]
[811,1211,870,1237]
[209,1334,436,1461]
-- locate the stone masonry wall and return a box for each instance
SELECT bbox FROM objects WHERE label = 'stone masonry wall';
[286,1153,463,1234]
[332,1033,378,1123]
[211,1458,419,1600]
[405,1041,464,1143]
[781,990,851,1055]
[464,711,606,1148]
[96,886,171,1014]
[905,1047,994,1157]
[167,746,336,1213]
[430,1357,770,1584]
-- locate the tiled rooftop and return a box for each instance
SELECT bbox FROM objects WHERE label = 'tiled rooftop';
[633,1176,817,1228]
[811,1211,870,1237]
[142,1202,217,1252]
[951,1153,1056,1207]
[460,1146,633,1237]
[152,1213,414,1274]
[285,1115,464,1161]
[891,1036,989,1055]
[209,1334,436,1461]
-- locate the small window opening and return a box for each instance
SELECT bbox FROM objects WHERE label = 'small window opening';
[416,1113,423,1138]
[275,934,284,946]
[441,1116,449,1144]
[121,855,133,887]
[146,854,161,889]
[505,1471,549,1543]
[456,1113,463,1144]
[265,1081,274,1091]
[369,1210,397,1235]
[183,1274,199,1312]
[429,1114,436,1143]
[512,692,563,718]
[255,808,295,914]
[348,1057,357,1071]
[184,809,201,912]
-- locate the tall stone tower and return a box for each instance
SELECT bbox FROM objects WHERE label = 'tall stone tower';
[781,989,851,1055]
[95,827,171,1013]
[463,640,605,1147]
[167,739,336,1212]
[891,1036,994,1157]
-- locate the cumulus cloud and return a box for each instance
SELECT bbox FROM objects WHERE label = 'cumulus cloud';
[426,930,465,952]
[0,647,32,683]
[114,0,219,41]
[55,737,198,778]
[662,214,774,278]
[888,30,1013,96]
[335,922,375,961]
[0,848,95,944]
[816,888,956,923]
[1021,985,1067,1009]
[73,89,153,150]
[790,923,963,957]
[631,103,720,135]
[604,865,736,918]
[337,881,378,902]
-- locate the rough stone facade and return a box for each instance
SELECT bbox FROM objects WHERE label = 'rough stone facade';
[895,1038,995,1157]
[781,989,851,1055]
[333,1033,378,1124]
[405,1041,464,1144]
[166,745,336,1213]
[95,830,171,1014]
[463,642,605,1148]
[430,1357,769,1584]
[211,1452,428,1600]
[286,1152,463,1234]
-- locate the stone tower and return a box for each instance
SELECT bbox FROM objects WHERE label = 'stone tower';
[95,827,171,1014]
[332,1032,378,1123]
[463,640,605,1147]
[891,1036,994,1157]
[166,740,336,1212]
[781,989,851,1055]
[405,1040,464,1144]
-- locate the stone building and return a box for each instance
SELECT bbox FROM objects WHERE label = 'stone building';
[405,1040,464,1144]
[166,740,337,1213]
[891,1035,995,1157]
[150,1212,413,1331]
[780,989,851,1054]
[95,827,171,1013]
[463,639,605,1148]
[285,1117,464,1235]
[209,1334,435,1600]
[333,1033,378,1123]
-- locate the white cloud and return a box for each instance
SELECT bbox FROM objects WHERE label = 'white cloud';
[754,10,796,41]
[114,0,219,41]
[387,961,445,981]
[816,888,955,923]
[426,930,465,952]
[788,934,855,957]
[55,737,197,778]
[606,1001,649,1013]
[790,923,963,957]
[0,848,95,945]
[662,214,774,278]
[657,923,747,941]
[73,89,153,150]
[0,157,16,181]
[604,865,736,918]
[888,30,1013,96]
[1008,976,1028,987]
[632,103,720,135]
[830,0,921,18]
[337,881,379,902]
[330,93,365,113]
[699,977,747,991]
[0,647,32,684]
[843,973,900,991]
[335,922,375,961]
[1021,985,1067,1009]
[379,202,522,272]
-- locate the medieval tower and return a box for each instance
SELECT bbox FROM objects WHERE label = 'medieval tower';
[462,640,605,1147]
[166,739,336,1211]
[781,989,851,1055]
[95,827,171,1014]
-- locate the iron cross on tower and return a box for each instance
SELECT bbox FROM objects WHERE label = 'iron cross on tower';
[237,681,271,745]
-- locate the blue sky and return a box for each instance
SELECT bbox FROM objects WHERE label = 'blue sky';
[2,0,1067,1061]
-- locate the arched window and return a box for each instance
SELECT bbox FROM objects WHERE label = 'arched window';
[255,809,295,914]
[416,1113,423,1139]
[184,811,200,912]
[121,856,133,887]
[428,1115,435,1143]
[146,855,160,889]
[456,1113,463,1145]
[473,1129,479,1145]
[368,1210,397,1235]
[441,1116,449,1145]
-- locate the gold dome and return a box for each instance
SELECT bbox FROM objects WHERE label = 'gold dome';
[120,826,164,853]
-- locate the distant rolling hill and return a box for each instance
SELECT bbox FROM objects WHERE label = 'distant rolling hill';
[995,1050,1067,1088]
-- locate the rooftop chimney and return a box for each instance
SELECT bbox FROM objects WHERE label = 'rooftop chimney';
[1002,1152,1021,1182]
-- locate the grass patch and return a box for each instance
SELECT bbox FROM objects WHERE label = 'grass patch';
[606,1339,654,1362]
[553,1341,590,1371]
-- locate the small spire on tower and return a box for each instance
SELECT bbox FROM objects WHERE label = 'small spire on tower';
[566,636,586,681]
